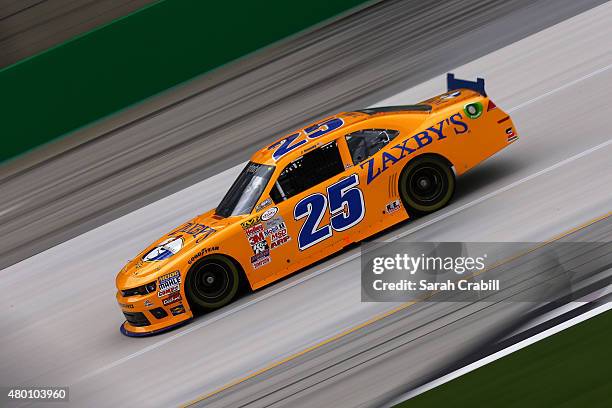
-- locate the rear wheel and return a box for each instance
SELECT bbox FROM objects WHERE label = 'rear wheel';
[186,255,241,311]
[398,156,455,216]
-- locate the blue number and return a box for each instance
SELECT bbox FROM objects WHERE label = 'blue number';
[294,174,365,250]
[272,132,306,161]
[294,193,332,250]
[304,118,344,139]
[328,174,365,231]
[273,118,345,161]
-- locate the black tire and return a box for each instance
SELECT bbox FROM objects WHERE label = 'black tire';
[398,155,455,216]
[186,255,241,311]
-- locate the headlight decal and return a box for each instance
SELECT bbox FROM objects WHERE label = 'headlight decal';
[142,236,183,262]
[121,281,156,297]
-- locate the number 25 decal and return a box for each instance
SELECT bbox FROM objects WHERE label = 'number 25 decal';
[272,118,344,161]
[294,174,365,250]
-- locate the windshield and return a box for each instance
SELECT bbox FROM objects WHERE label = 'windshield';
[216,162,275,217]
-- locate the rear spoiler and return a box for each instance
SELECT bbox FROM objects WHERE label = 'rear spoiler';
[447,73,486,97]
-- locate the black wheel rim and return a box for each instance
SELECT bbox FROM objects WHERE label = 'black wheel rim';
[192,262,230,301]
[407,165,446,206]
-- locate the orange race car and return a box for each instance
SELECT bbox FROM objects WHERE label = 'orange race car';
[116,74,518,336]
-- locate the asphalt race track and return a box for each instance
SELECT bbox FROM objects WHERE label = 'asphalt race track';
[196,217,612,408]
[1,1,611,407]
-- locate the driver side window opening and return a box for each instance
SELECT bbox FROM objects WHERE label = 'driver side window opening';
[344,129,400,165]
[270,141,344,203]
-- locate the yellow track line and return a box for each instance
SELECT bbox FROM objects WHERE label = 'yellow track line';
[182,211,611,407]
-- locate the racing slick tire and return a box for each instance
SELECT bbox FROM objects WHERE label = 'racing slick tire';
[398,155,455,216]
[186,255,241,311]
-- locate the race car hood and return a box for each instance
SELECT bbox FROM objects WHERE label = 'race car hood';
[117,209,237,286]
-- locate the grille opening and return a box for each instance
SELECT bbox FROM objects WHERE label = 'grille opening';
[150,308,168,319]
[123,311,150,327]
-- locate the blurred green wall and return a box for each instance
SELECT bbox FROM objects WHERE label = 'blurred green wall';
[0,0,370,163]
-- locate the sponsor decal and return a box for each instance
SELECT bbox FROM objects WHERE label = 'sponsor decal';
[251,250,271,269]
[440,90,461,100]
[162,293,182,306]
[270,232,291,249]
[264,217,285,235]
[170,223,216,240]
[143,236,183,262]
[157,271,181,297]
[385,200,401,214]
[187,246,220,265]
[244,213,292,259]
[246,223,270,254]
[241,215,261,230]
[255,198,273,212]
[247,223,265,235]
[251,240,269,254]
[170,304,185,316]
[360,112,469,184]
[264,216,292,249]
[425,91,461,105]
[119,302,134,309]
[464,102,483,119]
[261,207,278,221]
[506,127,518,143]
[143,299,153,307]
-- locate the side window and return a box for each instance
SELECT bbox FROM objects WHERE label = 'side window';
[270,141,344,203]
[345,129,399,165]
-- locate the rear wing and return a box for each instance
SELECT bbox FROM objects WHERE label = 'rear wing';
[447,73,486,97]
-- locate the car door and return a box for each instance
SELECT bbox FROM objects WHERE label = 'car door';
[267,139,365,272]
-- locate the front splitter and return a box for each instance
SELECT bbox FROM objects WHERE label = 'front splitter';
[120,318,193,337]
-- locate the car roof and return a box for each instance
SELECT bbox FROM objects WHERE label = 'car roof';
[249,107,431,167]
[249,88,483,168]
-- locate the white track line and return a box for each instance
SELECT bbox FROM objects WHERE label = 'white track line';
[384,302,612,407]
[389,137,612,241]
[505,284,611,338]
[71,63,612,385]
[507,63,612,113]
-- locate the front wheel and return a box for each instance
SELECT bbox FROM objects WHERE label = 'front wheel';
[398,156,455,216]
[186,255,241,312]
